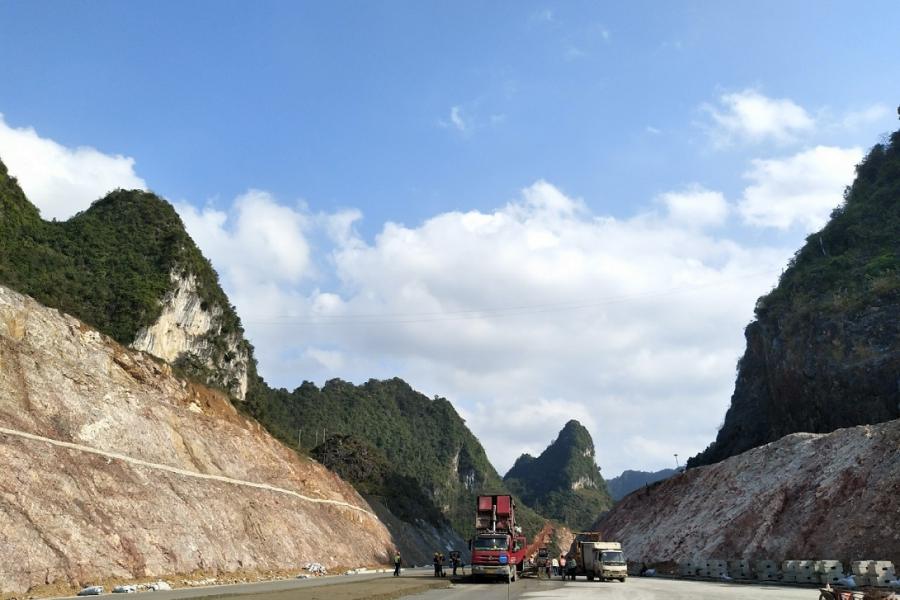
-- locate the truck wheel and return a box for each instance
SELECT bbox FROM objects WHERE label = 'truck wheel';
[619,578,626,583]
[587,574,594,581]
[471,574,480,584]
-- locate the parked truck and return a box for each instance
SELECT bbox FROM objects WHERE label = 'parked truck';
[570,532,627,582]
[470,494,527,583]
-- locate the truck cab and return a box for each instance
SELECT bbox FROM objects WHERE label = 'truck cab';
[470,495,524,583]
[471,533,517,582]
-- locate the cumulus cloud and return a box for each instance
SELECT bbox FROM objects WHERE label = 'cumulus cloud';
[737,145,863,231]
[659,185,729,228]
[6,114,817,477]
[0,113,145,220]
[214,181,790,475]
[703,90,815,147]
[175,190,315,289]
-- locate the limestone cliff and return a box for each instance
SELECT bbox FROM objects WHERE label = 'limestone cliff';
[596,419,900,565]
[131,271,250,400]
[0,284,393,595]
[689,127,900,468]
[0,166,253,403]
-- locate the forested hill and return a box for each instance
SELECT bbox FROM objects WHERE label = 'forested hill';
[245,377,547,541]
[689,126,900,468]
[503,420,614,530]
[0,157,548,543]
[606,468,676,500]
[0,159,253,396]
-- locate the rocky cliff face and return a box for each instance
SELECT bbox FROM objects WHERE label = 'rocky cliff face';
[131,271,250,400]
[595,419,900,565]
[689,128,900,469]
[0,284,394,595]
[692,309,900,467]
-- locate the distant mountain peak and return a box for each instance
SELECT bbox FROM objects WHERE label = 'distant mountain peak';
[503,420,613,530]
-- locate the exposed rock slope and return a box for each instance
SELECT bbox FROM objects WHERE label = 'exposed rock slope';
[131,270,250,400]
[0,284,393,594]
[595,419,900,565]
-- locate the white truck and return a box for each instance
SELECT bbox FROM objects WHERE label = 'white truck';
[571,533,627,582]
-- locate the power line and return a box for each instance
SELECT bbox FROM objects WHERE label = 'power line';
[242,269,780,326]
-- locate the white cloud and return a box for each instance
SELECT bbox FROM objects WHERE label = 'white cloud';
[6,116,812,479]
[659,185,729,228]
[737,145,863,231]
[161,178,788,477]
[703,90,815,147]
[230,181,789,476]
[439,106,472,133]
[840,104,890,131]
[0,113,146,220]
[175,190,315,289]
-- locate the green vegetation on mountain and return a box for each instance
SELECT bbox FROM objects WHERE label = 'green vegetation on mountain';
[311,433,445,525]
[756,129,900,330]
[689,126,900,469]
[0,160,251,390]
[503,420,614,530]
[0,156,551,543]
[606,468,676,500]
[243,377,547,541]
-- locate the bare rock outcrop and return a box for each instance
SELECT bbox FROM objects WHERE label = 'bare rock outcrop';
[131,271,250,401]
[0,285,393,594]
[595,420,900,566]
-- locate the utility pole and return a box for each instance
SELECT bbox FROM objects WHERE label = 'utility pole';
[674,454,679,469]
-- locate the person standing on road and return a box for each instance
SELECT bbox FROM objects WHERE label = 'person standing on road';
[566,554,577,580]
[433,552,441,577]
[551,556,559,576]
[559,554,566,579]
[393,551,402,577]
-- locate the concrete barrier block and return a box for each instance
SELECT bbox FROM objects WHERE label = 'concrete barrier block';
[852,561,873,576]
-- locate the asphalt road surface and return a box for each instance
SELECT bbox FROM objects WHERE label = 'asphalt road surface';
[50,569,825,600]
[418,573,823,600]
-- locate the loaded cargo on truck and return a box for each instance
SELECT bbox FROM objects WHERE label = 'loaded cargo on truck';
[570,532,627,582]
[469,494,526,583]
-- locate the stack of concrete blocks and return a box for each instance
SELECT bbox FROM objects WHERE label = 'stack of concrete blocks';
[851,561,872,586]
[781,560,799,583]
[728,560,751,580]
[868,561,897,587]
[678,559,699,577]
[696,559,708,578]
[816,560,844,585]
[704,559,728,578]
[793,560,820,584]
[755,560,780,581]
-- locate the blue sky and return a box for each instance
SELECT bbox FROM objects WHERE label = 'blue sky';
[1,1,898,478]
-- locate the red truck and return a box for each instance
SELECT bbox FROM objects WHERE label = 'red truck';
[470,494,526,583]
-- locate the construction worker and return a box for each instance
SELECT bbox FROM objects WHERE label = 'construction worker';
[559,554,567,579]
[393,551,402,577]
